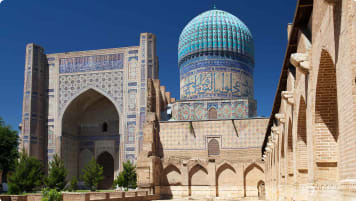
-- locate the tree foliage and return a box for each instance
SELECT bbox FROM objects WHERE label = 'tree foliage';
[80,158,103,191]
[0,117,19,182]
[45,154,67,191]
[42,188,62,201]
[68,177,78,192]
[7,152,44,194]
[113,161,136,190]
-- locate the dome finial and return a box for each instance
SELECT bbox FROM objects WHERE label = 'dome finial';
[212,3,217,9]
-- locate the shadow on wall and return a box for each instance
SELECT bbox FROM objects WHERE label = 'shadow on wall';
[243,163,264,197]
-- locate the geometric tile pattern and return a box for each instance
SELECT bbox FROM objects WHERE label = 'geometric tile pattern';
[173,99,254,120]
[58,71,123,115]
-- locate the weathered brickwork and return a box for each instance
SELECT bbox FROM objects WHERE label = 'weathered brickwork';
[137,79,268,199]
[262,0,356,200]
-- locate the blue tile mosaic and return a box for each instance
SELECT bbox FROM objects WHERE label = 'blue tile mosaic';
[59,53,124,74]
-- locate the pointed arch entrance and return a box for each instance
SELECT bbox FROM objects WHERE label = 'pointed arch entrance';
[97,151,114,189]
[60,88,120,185]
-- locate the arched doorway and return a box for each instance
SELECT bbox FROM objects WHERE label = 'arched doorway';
[257,180,265,199]
[97,152,114,189]
[208,107,217,119]
[61,88,120,182]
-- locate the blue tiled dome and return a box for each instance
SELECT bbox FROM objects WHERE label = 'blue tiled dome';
[178,9,255,101]
[178,9,254,65]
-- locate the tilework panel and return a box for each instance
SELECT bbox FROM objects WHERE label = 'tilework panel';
[193,103,206,120]
[128,50,138,54]
[180,61,254,100]
[128,89,137,113]
[58,71,123,114]
[172,99,252,120]
[128,82,137,86]
[59,54,124,74]
[128,56,138,80]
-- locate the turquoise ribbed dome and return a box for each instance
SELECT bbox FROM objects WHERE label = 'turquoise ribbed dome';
[178,9,254,64]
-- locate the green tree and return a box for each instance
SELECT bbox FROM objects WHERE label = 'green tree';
[7,151,44,194]
[42,188,62,201]
[68,177,78,192]
[0,117,19,182]
[45,154,67,191]
[113,161,136,190]
[80,158,103,191]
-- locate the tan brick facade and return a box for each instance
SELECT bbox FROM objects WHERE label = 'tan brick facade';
[137,79,268,199]
[262,0,356,200]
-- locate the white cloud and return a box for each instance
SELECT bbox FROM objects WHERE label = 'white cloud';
[0,0,4,4]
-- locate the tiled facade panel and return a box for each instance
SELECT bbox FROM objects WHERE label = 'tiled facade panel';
[172,99,256,121]
[20,33,158,173]
[58,71,124,114]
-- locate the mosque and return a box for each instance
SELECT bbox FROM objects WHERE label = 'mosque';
[20,5,268,197]
[18,0,356,200]
[136,8,268,199]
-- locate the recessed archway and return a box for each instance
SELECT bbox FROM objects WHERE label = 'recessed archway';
[208,138,220,156]
[243,163,264,197]
[208,107,217,119]
[287,118,294,184]
[162,164,182,186]
[314,50,339,181]
[97,151,114,189]
[188,164,208,196]
[61,88,120,181]
[216,163,236,197]
[297,97,308,183]
[281,128,286,181]
[257,180,265,200]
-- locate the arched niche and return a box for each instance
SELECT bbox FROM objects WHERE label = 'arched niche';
[61,88,120,181]
[314,50,339,181]
[97,151,114,189]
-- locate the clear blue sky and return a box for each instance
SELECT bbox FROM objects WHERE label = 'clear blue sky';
[0,0,296,131]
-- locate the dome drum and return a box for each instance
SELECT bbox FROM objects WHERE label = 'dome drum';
[178,9,255,101]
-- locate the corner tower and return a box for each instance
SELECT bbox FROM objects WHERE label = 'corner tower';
[172,9,257,120]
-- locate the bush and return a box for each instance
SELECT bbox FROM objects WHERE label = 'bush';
[113,161,136,191]
[45,155,67,191]
[42,188,62,201]
[7,152,44,194]
[80,158,103,191]
[0,117,19,183]
[68,177,78,192]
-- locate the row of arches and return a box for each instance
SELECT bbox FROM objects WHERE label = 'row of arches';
[265,49,340,200]
[161,162,265,198]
